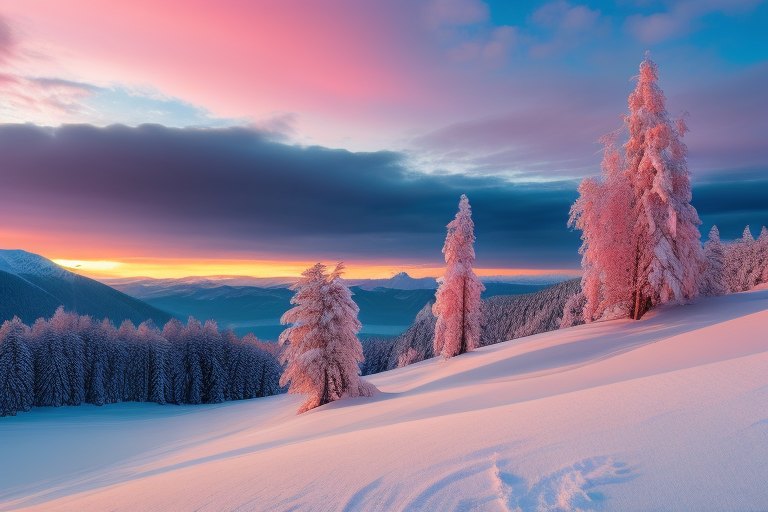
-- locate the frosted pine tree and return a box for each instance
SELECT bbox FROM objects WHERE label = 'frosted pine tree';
[726,226,758,292]
[201,320,226,404]
[50,309,86,406]
[103,319,127,404]
[138,320,168,405]
[623,53,704,318]
[279,263,375,414]
[31,319,71,407]
[162,318,186,405]
[569,133,634,322]
[181,318,205,404]
[700,226,727,297]
[432,195,485,357]
[82,319,109,407]
[571,53,704,321]
[758,227,768,283]
[0,318,34,416]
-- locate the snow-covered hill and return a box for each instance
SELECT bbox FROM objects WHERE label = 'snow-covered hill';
[0,250,172,326]
[2,287,768,511]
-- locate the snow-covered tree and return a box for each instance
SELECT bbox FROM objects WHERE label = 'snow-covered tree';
[700,226,727,297]
[724,226,759,293]
[279,263,375,413]
[432,194,485,357]
[570,53,704,321]
[162,318,186,405]
[81,318,109,407]
[0,317,34,416]
[103,319,127,404]
[138,320,168,405]
[31,319,71,407]
[569,133,634,322]
[49,309,86,406]
[180,318,205,405]
[200,320,226,404]
[758,227,768,284]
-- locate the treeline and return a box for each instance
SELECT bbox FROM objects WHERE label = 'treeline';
[361,279,581,375]
[702,225,768,297]
[0,308,282,417]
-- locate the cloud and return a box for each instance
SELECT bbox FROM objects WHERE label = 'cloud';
[424,0,490,29]
[623,0,766,44]
[0,14,13,62]
[530,1,600,32]
[0,124,762,268]
[0,123,583,268]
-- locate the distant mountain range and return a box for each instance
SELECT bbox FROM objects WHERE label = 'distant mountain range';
[0,250,576,340]
[0,250,172,326]
[102,273,564,340]
[102,271,579,294]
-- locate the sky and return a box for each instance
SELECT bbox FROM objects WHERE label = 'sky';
[0,0,766,279]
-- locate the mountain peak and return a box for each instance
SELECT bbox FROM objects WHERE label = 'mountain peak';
[0,249,71,280]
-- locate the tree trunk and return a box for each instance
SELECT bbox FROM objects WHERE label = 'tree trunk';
[632,240,642,320]
[460,276,467,354]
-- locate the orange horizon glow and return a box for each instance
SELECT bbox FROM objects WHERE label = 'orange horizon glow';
[50,257,581,280]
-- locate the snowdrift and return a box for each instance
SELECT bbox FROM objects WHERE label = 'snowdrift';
[2,287,767,511]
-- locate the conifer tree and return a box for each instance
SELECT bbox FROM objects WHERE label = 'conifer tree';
[103,319,127,404]
[570,53,704,320]
[162,318,186,405]
[201,320,226,403]
[82,318,109,406]
[0,318,34,416]
[279,263,374,413]
[138,320,168,405]
[181,318,205,405]
[32,319,71,407]
[701,226,727,297]
[758,227,768,283]
[432,195,485,357]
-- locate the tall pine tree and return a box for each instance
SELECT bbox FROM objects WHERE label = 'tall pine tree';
[0,318,34,416]
[570,53,704,321]
[432,194,485,357]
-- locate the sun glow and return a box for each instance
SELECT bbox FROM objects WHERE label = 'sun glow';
[53,260,124,271]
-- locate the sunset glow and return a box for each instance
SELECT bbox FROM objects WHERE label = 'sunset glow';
[51,257,579,280]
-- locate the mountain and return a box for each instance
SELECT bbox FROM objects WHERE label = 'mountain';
[103,275,553,340]
[0,250,172,326]
[4,286,767,510]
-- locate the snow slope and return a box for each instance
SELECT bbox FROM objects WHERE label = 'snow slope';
[2,288,768,511]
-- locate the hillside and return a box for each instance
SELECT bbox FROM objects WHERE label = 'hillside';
[0,250,172,326]
[3,286,766,511]
[362,279,580,374]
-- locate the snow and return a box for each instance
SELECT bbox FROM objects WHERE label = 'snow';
[0,250,71,280]
[2,288,768,511]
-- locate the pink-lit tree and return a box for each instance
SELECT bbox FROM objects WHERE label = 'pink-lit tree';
[279,263,375,413]
[433,194,485,357]
[570,53,704,321]
[570,132,634,321]
[700,225,727,297]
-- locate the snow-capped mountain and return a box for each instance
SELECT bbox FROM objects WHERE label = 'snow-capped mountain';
[0,249,172,326]
[0,249,73,280]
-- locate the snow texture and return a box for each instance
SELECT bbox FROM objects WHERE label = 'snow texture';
[2,285,767,511]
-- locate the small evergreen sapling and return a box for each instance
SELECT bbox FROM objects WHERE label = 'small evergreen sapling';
[279,263,375,413]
